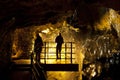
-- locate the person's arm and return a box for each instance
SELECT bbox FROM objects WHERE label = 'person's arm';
[55,36,58,43]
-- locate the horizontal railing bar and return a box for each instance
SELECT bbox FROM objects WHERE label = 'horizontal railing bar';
[40,58,75,59]
[42,47,75,49]
[42,46,75,49]
[41,52,75,54]
[43,42,75,43]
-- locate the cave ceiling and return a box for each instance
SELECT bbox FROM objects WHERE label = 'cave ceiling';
[0,0,120,29]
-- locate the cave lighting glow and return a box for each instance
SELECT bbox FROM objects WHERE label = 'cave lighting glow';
[95,9,120,32]
[11,8,120,80]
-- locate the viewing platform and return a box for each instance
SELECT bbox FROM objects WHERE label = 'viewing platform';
[32,42,78,71]
[13,42,79,72]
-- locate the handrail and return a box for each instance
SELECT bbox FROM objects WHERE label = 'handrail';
[41,42,75,64]
[31,53,47,80]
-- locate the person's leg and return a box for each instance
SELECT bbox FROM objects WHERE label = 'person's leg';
[36,51,40,62]
[56,45,59,59]
[60,45,62,59]
[58,44,62,59]
[36,52,38,62]
[38,53,40,62]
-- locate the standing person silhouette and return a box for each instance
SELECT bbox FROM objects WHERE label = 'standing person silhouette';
[55,33,64,59]
[34,33,43,62]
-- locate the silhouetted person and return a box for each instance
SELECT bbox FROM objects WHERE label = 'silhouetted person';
[34,33,43,62]
[55,33,64,59]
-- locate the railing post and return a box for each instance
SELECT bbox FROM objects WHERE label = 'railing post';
[65,43,67,63]
[47,42,49,59]
[71,42,72,64]
[31,52,34,80]
[31,52,34,65]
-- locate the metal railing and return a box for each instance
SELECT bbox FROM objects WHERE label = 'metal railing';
[40,42,75,64]
[30,42,75,79]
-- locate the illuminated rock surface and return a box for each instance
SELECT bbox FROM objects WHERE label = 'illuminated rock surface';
[0,0,120,80]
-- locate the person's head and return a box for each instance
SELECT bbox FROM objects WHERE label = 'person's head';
[35,33,40,39]
[35,33,38,36]
[59,33,61,36]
